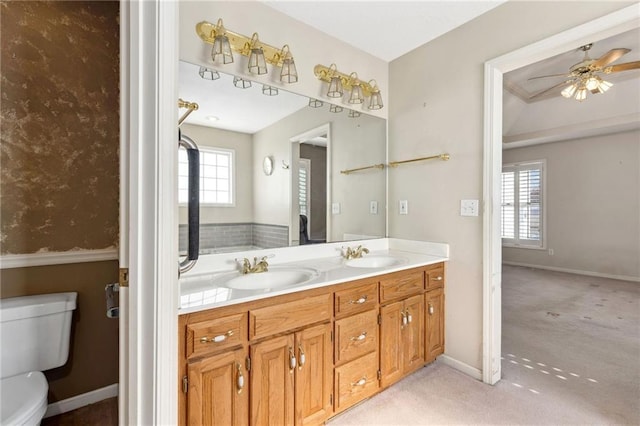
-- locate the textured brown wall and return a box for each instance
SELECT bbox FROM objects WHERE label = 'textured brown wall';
[0,1,120,403]
[0,1,119,254]
[1,261,119,402]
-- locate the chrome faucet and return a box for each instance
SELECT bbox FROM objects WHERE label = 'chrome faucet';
[240,256,269,274]
[343,245,369,260]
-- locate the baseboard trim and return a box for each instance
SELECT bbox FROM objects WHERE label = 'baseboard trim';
[0,248,118,269]
[502,261,640,283]
[438,355,483,381]
[44,383,118,418]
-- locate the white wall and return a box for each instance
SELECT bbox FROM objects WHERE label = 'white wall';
[503,130,640,280]
[388,1,632,371]
[179,123,253,224]
[179,1,388,120]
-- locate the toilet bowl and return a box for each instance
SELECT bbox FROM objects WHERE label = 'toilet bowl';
[0,292,77,425]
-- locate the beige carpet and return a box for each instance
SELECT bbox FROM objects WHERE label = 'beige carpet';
[329,265,640,425]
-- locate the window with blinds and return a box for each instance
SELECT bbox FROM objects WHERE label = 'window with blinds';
[178,147,234,205]
[502,160,544,248]
[298,159,310,217]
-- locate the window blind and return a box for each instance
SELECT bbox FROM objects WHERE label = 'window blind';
[502,161,544,247]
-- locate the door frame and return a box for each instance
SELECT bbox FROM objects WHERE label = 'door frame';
[482,4,639,384]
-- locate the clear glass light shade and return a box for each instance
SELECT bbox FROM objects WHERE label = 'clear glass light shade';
[198,66,220,80]
[212,35,234,64]
[585,76,600,91]
[280,57,298,84]
[233,76,252,89]
[591,79,612,94]
[248,48,267,75]
[368,90,383,110]
[327,76,344,98]
[308,98,323,108]
[575,87,588,101]
[561,84,577,98]
[348,109,361,118]
[262,85,278,96]
[348,84,364,104]
[329,104,344,113]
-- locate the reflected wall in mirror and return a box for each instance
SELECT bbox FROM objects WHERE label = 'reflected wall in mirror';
[178,61,386,254]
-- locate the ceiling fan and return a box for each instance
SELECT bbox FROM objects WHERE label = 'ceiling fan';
[529,43,640,101]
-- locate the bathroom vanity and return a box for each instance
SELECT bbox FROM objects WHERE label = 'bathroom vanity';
[177,241,447,426]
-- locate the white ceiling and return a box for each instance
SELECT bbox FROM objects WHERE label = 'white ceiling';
[263,1,507,62]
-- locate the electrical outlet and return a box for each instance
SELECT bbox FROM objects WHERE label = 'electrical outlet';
[332,202,341,215]
[370,201,378,215]
[460,199,479,216]
[399,200,408,215]
[548,248,554,256]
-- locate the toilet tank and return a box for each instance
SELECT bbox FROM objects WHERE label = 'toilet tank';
[0,292,77,379]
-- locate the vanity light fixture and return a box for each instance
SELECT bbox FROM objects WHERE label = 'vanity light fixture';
[233,76,252,89]
[329,104,344,113]
[348,109,361,118]
[308,98,324,108]
[314,64,384,110]
[262,85,278,96]
[198,66,220,80]
[196,20,299,83]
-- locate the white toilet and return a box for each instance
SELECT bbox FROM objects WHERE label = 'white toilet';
[0,292,77,425]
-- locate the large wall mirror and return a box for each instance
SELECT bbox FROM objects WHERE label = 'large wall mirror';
[178,60,387,254]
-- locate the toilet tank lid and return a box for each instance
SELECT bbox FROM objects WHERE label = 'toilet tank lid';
[0,292,77,322]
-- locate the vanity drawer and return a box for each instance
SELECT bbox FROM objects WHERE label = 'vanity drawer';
[379,270,424,303]
[185,312,247,359]
[249,293,332,341]
[334,281,378,318]
[335,310,378,365]
[425,263,445,290]
[334,351,379,413]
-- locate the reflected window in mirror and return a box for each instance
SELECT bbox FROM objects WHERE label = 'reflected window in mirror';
[179,147,235,205]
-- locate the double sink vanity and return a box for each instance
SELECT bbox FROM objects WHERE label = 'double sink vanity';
[178,238,448,425]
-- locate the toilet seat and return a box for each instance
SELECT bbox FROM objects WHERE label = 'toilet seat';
[0,371,48,426]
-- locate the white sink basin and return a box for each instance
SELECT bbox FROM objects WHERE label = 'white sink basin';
[212,267,319,290]
[345,256,405,269]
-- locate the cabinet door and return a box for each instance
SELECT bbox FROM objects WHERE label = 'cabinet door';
[379,301,403,387]
[250,335,295,426]
[403,294,425,373]
[426,287,445,362]
[295,323,333,426]
[188,348,248,426]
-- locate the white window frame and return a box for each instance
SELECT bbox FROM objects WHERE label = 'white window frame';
[299,158,311,225]
[501,159,546,250]
[178,146,235,207]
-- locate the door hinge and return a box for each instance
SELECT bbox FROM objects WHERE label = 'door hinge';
[377,370,381,380]
[119,268,129,288]
[246,356,251,372]
[378,314,382,325]
[182,375,188,393]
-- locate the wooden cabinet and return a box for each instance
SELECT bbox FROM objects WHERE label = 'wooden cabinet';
[187,348,248,426]
[379,294,424,387]
[179,262,446,425]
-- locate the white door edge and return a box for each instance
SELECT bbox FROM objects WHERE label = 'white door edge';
[482,4,639,385]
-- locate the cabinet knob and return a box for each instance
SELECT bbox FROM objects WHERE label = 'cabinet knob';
[350,295,368,305]
[350,332,367,342]
[351,377,367,387]
[200,330,233,344]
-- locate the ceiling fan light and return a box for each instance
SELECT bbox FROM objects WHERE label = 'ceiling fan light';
[561,84,577,99]
[574,87,588,101]
[597,79,612,93]
[585,76,600,91]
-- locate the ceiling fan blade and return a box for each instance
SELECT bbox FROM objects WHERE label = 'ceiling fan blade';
[592,48,631,69]
[604,60,640,73]
[529,80,572,100]
[527,73,570,81]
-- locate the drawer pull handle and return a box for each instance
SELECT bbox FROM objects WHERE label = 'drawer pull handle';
[434,276,443,281]
[350,332,367,342]
[429,303,434,315]
[289,347,297,371]
[200,330,234,344]
[350,296,368,305]
[298,344,306,369]
[236,363,244,394]
[401,311,408,327]
[351,377,367,387]
[406,309,413,324]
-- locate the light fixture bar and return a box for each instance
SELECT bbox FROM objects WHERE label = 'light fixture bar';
[196,21,290,67]
[314,64,378,97]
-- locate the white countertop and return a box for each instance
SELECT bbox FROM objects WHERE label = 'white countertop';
[179,238,449,314]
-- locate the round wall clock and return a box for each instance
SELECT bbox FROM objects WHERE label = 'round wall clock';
[263,156,274,176]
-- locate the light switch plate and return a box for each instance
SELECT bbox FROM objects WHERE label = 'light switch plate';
[399,200,408,215]
[370,201,378,215]
[332,202,341,215]
[460,199,479,216]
